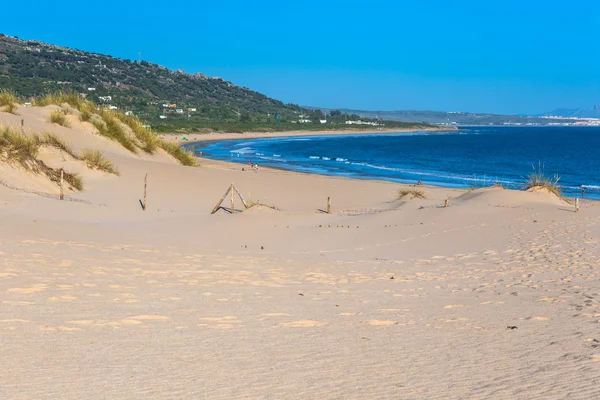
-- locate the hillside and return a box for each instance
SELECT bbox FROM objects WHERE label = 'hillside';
[0,34,306,129]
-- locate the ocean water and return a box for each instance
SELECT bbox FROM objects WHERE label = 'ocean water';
[194,126,600,199]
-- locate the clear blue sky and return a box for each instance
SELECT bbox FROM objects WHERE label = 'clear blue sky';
[2,0,599,114]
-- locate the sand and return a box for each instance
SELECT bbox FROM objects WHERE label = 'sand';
[1,105,600,399]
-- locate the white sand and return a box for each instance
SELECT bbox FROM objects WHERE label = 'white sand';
[1,105,599,399]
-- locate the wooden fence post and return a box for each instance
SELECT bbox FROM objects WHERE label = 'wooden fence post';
[143,173,148,211]
[59,169,64,200]
[444,199,449,208]
[575,198,580,212]
[327,197,331,214]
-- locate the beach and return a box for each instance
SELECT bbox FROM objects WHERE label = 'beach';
[2,105,600,399]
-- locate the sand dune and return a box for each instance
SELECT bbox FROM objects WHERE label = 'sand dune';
[1,105,599,399]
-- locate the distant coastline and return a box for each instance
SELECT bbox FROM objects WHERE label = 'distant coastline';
[161,125,457,146]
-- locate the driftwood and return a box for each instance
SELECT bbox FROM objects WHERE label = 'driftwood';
[211,184,250,214]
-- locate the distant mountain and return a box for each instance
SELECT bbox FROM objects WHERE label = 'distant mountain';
[305,107,575,126]
[542,104,600,119]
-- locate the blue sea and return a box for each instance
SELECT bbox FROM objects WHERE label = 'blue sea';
[193,126,600,199]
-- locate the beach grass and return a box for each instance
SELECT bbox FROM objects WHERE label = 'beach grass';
[49,109,71,127]
[115,113,159,153]
[41,132,77,158]
[0,90,19,114]
[397,188,426,200]
[525,163,562,197]
[80,149,119,175]
[159,140,198,166]
[0,126,40,162]
[95,111,137,153]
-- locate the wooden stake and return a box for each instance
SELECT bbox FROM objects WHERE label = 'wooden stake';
[327,197,331,214]
[444,199,449,208]
[211,185,233,214]
[59,169,64,200]
[143,173,148,211]
[20,119,24,134]
[230,184,235,214]
[232,185,249,209]
[575,198,579,212]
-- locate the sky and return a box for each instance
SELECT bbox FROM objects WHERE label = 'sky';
[2,0,600,115]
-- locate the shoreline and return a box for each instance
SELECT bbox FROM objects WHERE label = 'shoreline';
[158,126,456,146]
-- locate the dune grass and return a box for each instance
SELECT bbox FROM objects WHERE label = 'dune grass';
[114,113,159,153]
[40,132,78,158]
[90,111,137,153]
[397,188,426,200]
[525,163,562,197]
[49,109,71,127]
[36,91,87,109]
[80,149,120,175]
[158,140,198,166]
[0,126,83,191]
[0,90,19,114]
[0,126,40,162]
[35,92,197,166]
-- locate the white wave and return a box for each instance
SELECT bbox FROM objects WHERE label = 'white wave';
[335,158,348,162]
[272,154,282,157]
[322,157,331,161]
[309,156,319,159]
[230,147,255,155]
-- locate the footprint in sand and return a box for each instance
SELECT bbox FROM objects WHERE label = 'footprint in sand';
[363,320,399,326]
[8,284,48,294]
[278,320,327,327]
[129,315,170,321]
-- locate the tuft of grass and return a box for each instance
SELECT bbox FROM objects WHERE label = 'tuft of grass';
[36,91,86,109]
[80,149,120,175]
[525,163,562,197]
[0,127,41,161]
[115,113,159,153]
[0,90,18,106]
[96,111,137,153]
[158,140,198,166]
[49,109,71,127]
[49,168,83,191]
[40,132,77,158]
[397,188,426,200]
[0,125,83,191]
[79,109,92,122]
[0,90,19,114]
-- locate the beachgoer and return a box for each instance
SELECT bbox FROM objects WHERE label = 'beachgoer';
[418,180,423,185]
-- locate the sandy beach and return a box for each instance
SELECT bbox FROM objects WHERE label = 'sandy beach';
[2,105,600,399]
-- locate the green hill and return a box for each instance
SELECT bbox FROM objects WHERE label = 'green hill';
[0,33,306,130]
[0,34,439,133]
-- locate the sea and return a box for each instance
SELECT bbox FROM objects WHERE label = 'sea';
[193,126,600,200]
